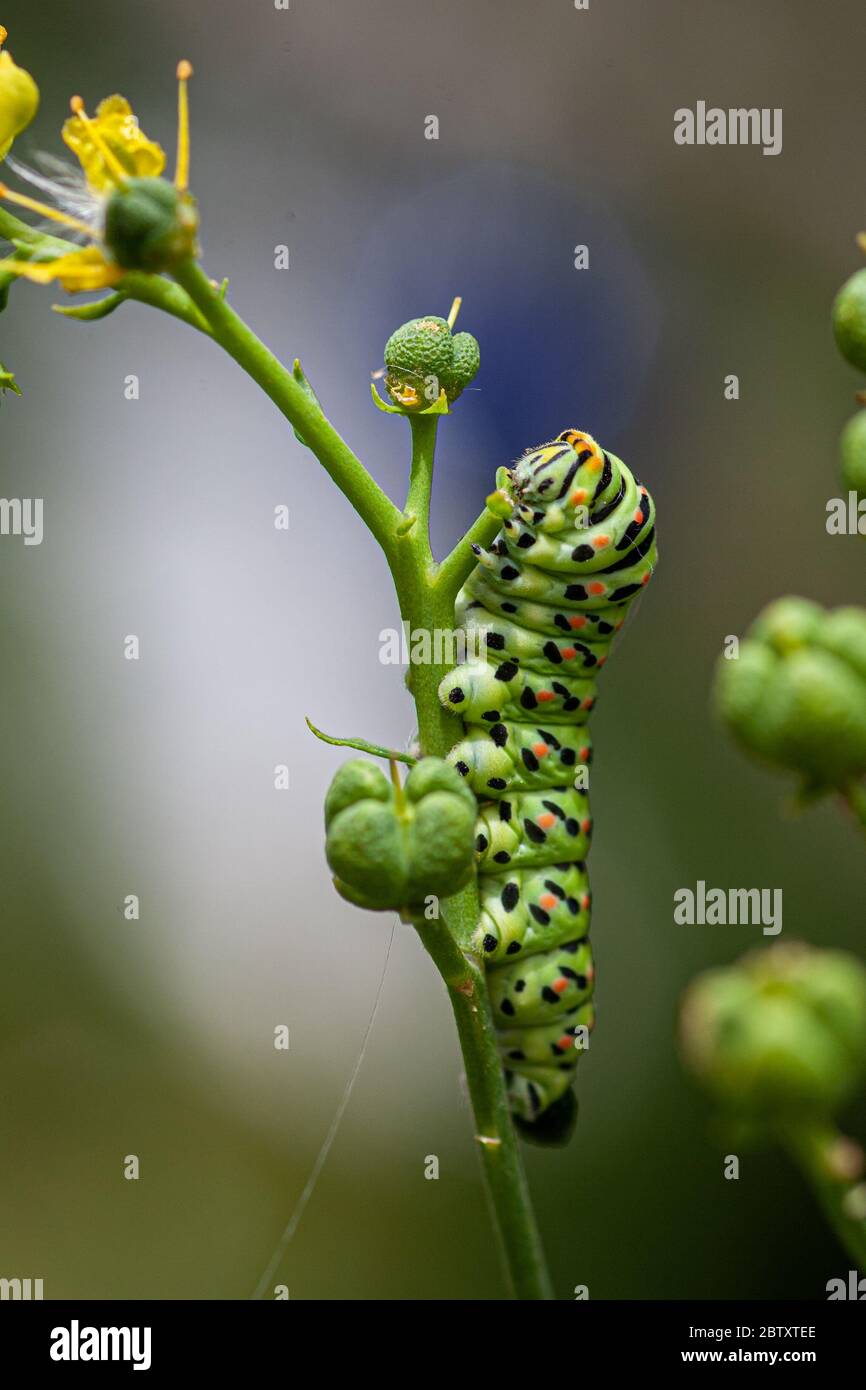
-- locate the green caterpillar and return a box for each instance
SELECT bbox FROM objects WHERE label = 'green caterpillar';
[439,429,657,1138]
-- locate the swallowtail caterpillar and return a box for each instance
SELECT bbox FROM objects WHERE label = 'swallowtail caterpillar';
[439,429,657,1141]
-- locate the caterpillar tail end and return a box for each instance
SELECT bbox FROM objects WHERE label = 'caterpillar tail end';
[513,1090,578,1148]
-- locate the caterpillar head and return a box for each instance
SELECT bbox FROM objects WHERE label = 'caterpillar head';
[507,429,607,526]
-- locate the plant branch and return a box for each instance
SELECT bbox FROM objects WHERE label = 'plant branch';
[783,1122,866,1273]
[414,913,554,1299]
[435,503,502,604]
[394,418,553,1300]
[172,258,403,561]
[842,781,866,840]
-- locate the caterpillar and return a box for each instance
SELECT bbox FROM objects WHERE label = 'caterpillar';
[439,428,657,1139]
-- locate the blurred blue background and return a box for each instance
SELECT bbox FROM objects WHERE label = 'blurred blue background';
[1,0,864,1298]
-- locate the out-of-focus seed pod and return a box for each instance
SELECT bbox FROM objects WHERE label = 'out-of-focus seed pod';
[680,942,866,1120]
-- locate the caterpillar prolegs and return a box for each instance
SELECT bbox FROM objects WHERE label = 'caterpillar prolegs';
[439,429,657,1137]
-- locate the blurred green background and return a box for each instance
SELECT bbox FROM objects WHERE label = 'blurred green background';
[1,0,864,1299]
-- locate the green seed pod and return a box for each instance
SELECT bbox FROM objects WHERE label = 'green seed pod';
[840,410,866,496]
[382,315,479,409]
[680,943,866,1120]
[384,316,453,410]
[832,268,866,373]
[715,597,866,789]
[324,756,477,912]
[103,176,198,272]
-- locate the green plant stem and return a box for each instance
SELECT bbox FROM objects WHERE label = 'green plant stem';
[783,1122,866,1273]
[843,781,866,839]
[414,915,554,1300]
[435,503,503,605]
[397,415,553,1300]
[152,258,552,1299]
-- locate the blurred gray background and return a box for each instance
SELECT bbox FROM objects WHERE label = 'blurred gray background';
[1,0,864,1299]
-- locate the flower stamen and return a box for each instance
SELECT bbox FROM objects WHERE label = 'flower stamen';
[0,180,95,237]
[69,95,130,186]
[174,60,193,192]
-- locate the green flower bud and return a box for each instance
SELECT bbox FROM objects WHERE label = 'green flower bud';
[383,315,479,410]
[0,36,39,160]
[448,331,480,401]
[324,756,477,912]
[715,597,866,789]
[680,943,866,1120]
[103,177,198,272]
[832,268,866,373]
[840,410,866,496]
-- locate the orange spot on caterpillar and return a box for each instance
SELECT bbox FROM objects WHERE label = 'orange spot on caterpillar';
[570,488,588,505]
[589,582,605,596]
[580,697,594,710]
[586,966,595,982]
[580,894,591,910]
[569,615,587,629]
[552,978,569,995]
[591,535,609,550]
[561,647,577,660]
[642,572,651,585]
[581,818,592,834]
[597,655,607,667]
[533,742,550,758]
[537,690,555,702]
[540,893,558,910]
[556,1035,573,1052]
[537,814,556,830]
[640,486,648,495]
[587,458,602,473]
[579,746,590,761]
[633,508,642,524]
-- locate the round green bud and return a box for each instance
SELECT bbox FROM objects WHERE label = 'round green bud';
[324,756,477,912]
[747,596,823,654]
[384,316,454,410]
[715,597,866,789]
[104,177,198,272]
[840,410,866,496]
[325,761,409,910]
[448,332,480,400]
[832,268,866,373]
[680,943,866,1120]
[0,46,40,159]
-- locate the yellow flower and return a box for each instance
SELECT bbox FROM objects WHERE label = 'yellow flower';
[0,61,193,292]
[62,94,165,193]
[0,26,40,159]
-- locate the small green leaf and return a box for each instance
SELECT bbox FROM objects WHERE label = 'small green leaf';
[292,358,324,448]
[305,715,417,766]
[370,381,449,416]
[52,292,128,322]
[0,361,22,400]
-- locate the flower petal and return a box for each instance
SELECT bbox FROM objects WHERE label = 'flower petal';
[0,246,122,291]
[62,95,165,192]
